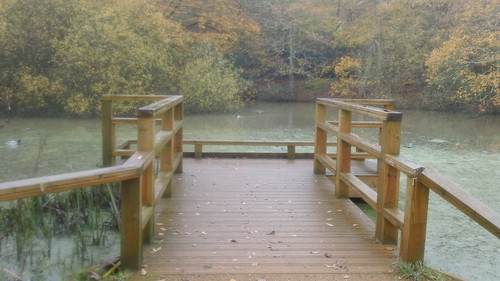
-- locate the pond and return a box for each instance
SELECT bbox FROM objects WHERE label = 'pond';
[0,101,499,280]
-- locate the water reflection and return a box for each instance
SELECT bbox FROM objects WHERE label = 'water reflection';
[0,102,499,280]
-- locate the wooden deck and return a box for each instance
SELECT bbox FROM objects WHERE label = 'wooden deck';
[142,158,396,276]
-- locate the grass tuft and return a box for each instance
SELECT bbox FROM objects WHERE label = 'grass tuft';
[394,260,447,281]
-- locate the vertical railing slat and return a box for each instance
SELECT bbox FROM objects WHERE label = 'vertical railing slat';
[335,109,352,198]
[376,120,401,245]
[401,177,429,261]
[121,177,142,270]
[314,103,327,174]
[101,99,113,167]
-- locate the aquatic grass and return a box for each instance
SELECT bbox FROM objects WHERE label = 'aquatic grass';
[0,184,121,279]
[395,260,447,281]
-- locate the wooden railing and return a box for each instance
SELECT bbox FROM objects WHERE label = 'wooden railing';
[314,98,500,262]
[0,95,184,270]
[183,140,341,160]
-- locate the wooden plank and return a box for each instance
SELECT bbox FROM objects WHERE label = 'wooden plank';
[154,131,173,156]
[420,167,500,238]
[184,139,334,147]
[339,173,377,210]
[112,117,138,125]
[101,99,113,167]
[317,99,402,122]
[327,120,383,128]
[327,98,395,108]
[317,120,340,135]
[0,166,140,202]
[383,208,404,230]
[101,95,166,101]
[376,120,402,245]
[138,96,183,118]
[336,109,352,198]
[142,159,396,276]
[314,153,337,173]
[341,133,381,158]
[113,149,135,157]
[121,177,143,270]
[384,154,424,178]
[400,177,428,262]
[155,171,173,201]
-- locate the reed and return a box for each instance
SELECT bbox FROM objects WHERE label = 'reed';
[0,184,121,279]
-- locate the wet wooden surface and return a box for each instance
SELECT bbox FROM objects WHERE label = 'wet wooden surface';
[142,158,395,275]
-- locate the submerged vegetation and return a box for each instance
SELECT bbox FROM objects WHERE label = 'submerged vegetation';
[0,0,498,115]
[0,184,121,280]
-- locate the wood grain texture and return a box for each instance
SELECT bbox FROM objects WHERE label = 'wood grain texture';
[142,158,396,275]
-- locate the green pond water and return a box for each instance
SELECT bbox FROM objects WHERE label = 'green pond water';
[0,102,499,280]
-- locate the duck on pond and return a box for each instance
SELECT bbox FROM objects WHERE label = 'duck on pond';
[5,140,21,146]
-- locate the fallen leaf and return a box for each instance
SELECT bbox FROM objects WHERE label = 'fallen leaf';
[310,251,321,254]
[140,268,147,276]
[326,223,334,227]
[344,275,350,279]
[266,230,275,235]
[151,247,162,253]
[324,253,333,258]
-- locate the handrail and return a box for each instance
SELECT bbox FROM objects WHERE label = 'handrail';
[0,152,150,201]
[314,98,500,263]
[0,95,184,270]
[183,140,341,160]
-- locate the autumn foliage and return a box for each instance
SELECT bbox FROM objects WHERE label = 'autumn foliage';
[0,0,498,115]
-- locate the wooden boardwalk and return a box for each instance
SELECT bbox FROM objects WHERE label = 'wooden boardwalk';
[142,158,396,277]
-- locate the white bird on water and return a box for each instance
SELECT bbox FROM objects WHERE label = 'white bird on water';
[5,140,21,146]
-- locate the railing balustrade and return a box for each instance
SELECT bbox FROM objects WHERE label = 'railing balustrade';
[0,95,184,270]
[314,98,500,262]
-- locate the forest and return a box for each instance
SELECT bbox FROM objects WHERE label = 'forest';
[0,0,498,115]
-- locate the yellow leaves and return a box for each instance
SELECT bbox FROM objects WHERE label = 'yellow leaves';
[334,56,361,79]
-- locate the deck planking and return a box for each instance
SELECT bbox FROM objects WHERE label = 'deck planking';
[142,158,396,276]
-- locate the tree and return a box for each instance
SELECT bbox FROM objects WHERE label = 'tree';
[0,0,77,115]
[242,0,339,95]
[54,2,184,116]
[425,0,499,113]
[179,43,248,113]
[331,0,457,104]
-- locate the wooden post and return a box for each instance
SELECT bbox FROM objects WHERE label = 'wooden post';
[314,103,326,174]
[174,103,183,172]
[161,109,174,197]
[194,144,203,159]
[137,115,155,243]
[101,99,113,167]
[401,177,429,262]
[376,120,401,245]
[287,145,296,160]
[335,109,352,198]
[121,177,142,270]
